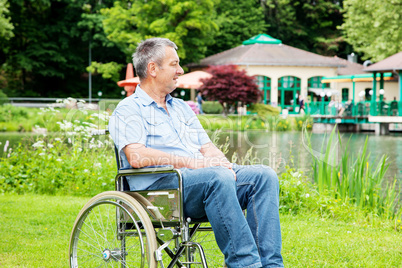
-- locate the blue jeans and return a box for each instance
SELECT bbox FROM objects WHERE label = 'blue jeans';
[146,164,284,268]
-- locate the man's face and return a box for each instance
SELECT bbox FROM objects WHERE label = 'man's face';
[155,46,184,94]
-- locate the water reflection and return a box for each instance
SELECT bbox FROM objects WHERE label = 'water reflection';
[216,131,402,182]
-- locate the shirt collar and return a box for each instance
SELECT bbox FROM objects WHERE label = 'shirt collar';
[134,85,173,106]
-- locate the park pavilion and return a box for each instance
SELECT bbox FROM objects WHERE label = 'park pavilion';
[190,34,400,113]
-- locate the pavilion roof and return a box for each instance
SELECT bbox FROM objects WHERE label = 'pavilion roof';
[196,42,345,68]
[364,51,402,72]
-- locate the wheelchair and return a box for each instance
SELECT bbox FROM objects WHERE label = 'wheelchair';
[69,135,225,268]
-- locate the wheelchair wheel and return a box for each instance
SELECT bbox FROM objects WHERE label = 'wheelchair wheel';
[69,191,158,268]
[159,223,226,268]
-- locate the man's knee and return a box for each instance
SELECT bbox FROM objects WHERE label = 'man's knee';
[208,166,237,189]
[247,165,279,190]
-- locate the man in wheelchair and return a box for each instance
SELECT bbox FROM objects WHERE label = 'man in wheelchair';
[108,38,284,268]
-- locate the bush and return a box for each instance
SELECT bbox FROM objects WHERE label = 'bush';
[202,101,223,114]
[0,90,8,106]
[248,103,280,117]
[99,99,122,112]
[0,122,115,196]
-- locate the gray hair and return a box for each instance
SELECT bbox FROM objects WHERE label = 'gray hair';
[133,38,178,79]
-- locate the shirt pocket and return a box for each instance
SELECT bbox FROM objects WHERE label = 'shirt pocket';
[144,117,170,146]
[177,117,201,150]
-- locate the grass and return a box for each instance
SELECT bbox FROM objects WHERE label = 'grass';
[0,194,401,268]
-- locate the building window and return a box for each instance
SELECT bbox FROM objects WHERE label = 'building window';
[308,76,330,89]
[342,88,349,101]
[278,76,301,112]
[255,75,271,104]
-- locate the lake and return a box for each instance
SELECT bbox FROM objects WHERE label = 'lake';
[1,131,401,182]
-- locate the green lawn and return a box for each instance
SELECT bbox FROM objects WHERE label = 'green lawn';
[0,194,401,267]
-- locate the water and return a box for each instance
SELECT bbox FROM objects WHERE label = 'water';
[1,131,401,182]
[215,131,402,182]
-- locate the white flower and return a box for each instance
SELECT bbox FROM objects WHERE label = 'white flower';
[94,163,102,168]
[32,141,45,148]
[39,153,45,156]
[305,194,310,198]
[347,231,351,234]
[84,169,89,173]
[47,143,54,148]
[55,138,61,142]
[77,148,82,152]
[56,158,62,162]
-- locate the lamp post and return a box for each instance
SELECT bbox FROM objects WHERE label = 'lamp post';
[379,89,384,101]
[320,91,325,115]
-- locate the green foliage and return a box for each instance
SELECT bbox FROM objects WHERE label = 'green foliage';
[98,99,122,112]
[0,100,110,132]
[0,0,125,98]
[101,0,218,65]
[0,89,8,105]
[87,61,124,82]
[0,129,114,196]
[340,0,402,61]
[207,0,266,55]
[306,127,401,220]
[294,114,313,131]
[248,103,280,118]
[0,0,14,40]
[202,101,223,114]
[261,0,350,56]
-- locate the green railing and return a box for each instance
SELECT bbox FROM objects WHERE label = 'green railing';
[305,101,402,117]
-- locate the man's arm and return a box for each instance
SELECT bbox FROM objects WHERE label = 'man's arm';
[125,142,237,180]
[124,143,228,169]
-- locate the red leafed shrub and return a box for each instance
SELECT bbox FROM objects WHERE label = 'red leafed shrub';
[199,65,261,113]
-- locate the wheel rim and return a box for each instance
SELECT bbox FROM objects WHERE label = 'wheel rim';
[70,200,147,267]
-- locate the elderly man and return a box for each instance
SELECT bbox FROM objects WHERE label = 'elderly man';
[108,37,283,268]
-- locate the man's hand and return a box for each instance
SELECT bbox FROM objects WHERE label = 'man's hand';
[191,157,236,180]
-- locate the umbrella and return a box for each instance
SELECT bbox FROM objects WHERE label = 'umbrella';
[117,76,140,87]
[176,71,212,89]
[117,71,212,89]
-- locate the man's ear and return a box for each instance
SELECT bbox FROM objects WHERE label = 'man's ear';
[148,62,157,78]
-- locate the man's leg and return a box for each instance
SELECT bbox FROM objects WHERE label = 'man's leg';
[233,164,284,268]
[147,166,262,268]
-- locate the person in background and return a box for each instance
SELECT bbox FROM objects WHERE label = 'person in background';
[196,91,204,114]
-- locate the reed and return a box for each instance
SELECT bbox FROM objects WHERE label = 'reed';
[305,126,401,219]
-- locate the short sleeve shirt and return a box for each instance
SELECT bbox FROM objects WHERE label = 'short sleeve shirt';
[108,85,211,190]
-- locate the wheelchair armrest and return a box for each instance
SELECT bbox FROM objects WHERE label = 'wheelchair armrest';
[117,165,175,175]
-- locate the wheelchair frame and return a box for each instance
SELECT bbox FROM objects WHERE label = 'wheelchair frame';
[69,133,225,268]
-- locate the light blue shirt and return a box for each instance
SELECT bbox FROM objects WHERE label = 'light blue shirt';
[108,86,211,190]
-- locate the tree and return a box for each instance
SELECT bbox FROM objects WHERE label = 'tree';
[340,0,402,61]
[199,65,261,114]
[101,0,218,66]
[0,0,13,40]
[0,0,124,98]
[206,0,267,56]
[260,0,351,57]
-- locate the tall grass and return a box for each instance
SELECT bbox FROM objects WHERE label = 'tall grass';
[305,127,401,220]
